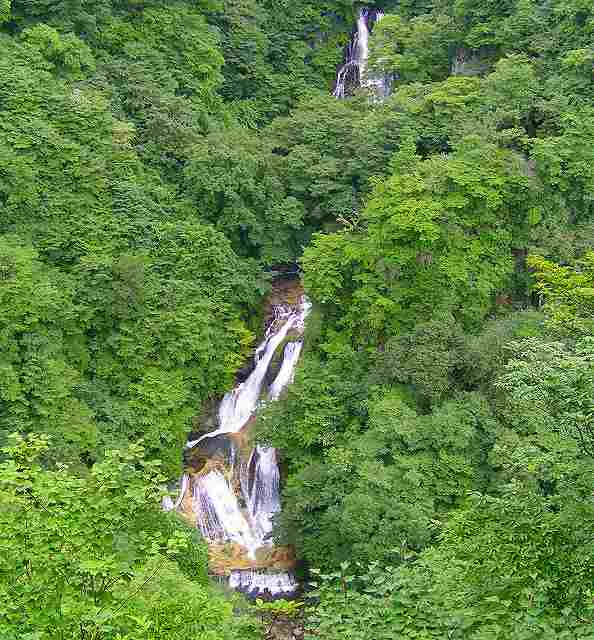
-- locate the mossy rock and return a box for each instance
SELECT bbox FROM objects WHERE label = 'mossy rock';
[184,434,232,471]
[187,397,220,442]
[265,332,302,388]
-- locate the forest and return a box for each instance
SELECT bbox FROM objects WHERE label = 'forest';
[0,0,593,638]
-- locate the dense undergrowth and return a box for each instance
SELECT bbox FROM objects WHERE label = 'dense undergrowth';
[1,0,593,638]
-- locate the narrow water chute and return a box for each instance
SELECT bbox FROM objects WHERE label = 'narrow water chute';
[269,341,303,401]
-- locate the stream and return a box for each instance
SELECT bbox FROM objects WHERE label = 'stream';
[166,5,387,600]
[166,284,310,598]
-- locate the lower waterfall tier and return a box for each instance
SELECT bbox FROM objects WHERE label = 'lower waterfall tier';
[230,570,298,600]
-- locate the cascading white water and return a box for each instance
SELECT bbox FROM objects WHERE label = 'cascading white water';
[186,307,298,449]
[162,472,189,511]
[193,470,259,554]
[333,9,368,99]
[269,341,304,401]
[248,446,281,541]
[169,296,310,598]
[333,7,389,99]
[229,569,297,598]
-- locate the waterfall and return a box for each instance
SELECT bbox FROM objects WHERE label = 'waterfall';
[186,306,298,449]
[333,7,390,99]
[169,295,310,598]
[248,446,281,541]
[193,470,259,555]
[229,569,298,599]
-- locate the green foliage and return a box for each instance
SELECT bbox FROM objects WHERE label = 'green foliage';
[268,94,401,228]
[459,311,544,391]
[258,328,499,569]
[202,0,372,123]
[0,225,259,473]
[255,598,303,618]
[303,136,536,341]
[184,127,304,264]
[22,23,95,79]
[497,336,594,455]
[304,342,594,636]
[0,0,10,24]
[0,17,268,472]
[529,252,594,336]
[373,313,465,408]
[254,597,303,637]
[306,483,594,639]
[0,238,96,461]
[369,13,457,83]
[2,0,594,638]
[0,434,260,639]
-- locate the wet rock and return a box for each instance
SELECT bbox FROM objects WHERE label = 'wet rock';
[263,617,305,640]
[263,276,305,327]
[265,332,302,388]
[237,359,257,383]
[184,434,233,471]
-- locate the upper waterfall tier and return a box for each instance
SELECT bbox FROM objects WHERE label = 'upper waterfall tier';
[333,7,390,99]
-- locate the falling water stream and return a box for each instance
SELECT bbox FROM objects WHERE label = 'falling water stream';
[334,7,390,99]
[167,295,310,598]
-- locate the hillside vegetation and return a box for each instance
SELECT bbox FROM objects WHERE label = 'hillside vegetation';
[0,1,593,638]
